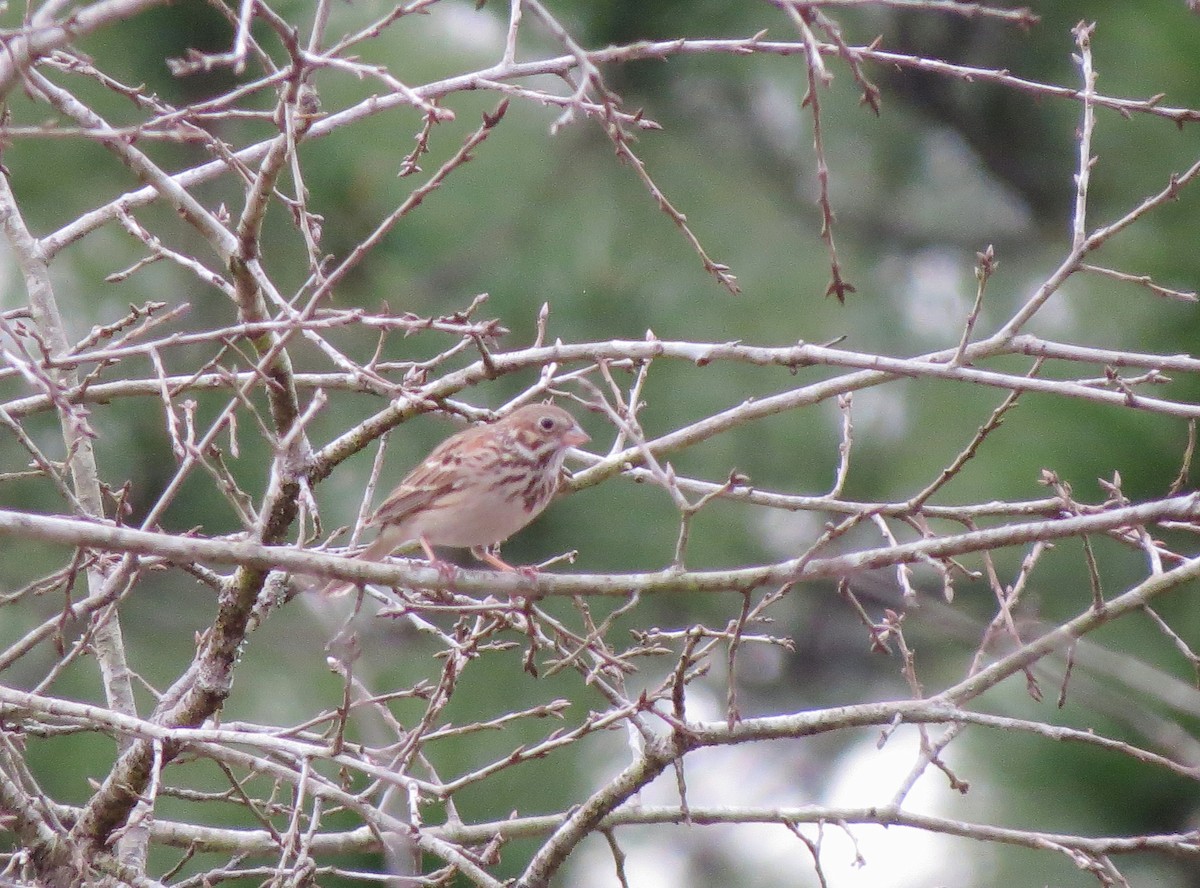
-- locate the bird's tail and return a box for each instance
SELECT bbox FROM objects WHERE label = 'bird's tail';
[317,526,409,597]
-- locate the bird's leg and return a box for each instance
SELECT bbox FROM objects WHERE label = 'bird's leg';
[420,535,458,584]
[472,544,515,571]
[472,545,539,579]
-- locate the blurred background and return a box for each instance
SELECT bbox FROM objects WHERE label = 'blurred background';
[3,1,1200,885]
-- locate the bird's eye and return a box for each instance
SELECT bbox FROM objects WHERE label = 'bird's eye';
[538,416,556,432]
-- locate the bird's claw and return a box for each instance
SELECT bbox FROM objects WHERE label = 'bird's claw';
[432,559,458,584]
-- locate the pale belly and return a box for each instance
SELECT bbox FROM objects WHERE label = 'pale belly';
[415,496,544,548]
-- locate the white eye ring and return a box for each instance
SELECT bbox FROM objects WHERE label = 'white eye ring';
[538,416,556,432]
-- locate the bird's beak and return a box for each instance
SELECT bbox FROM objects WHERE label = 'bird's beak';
[565,426,590,447]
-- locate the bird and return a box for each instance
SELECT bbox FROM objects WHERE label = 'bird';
[320,403,589,596]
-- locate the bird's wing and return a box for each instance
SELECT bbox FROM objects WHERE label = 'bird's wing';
[367,475,450,526]
[366,427,486,526]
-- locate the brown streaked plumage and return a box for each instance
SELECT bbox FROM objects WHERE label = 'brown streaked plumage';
[321,404,588,596]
